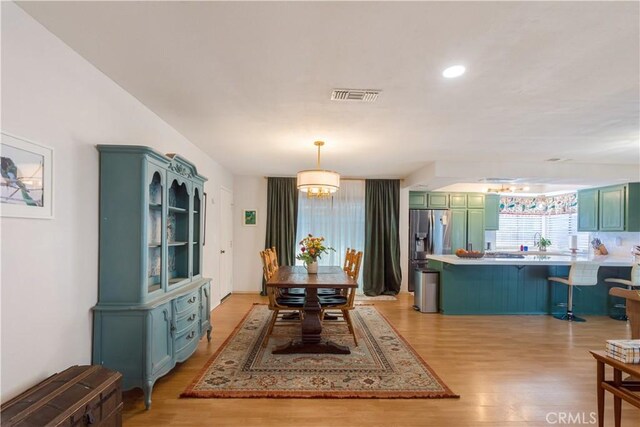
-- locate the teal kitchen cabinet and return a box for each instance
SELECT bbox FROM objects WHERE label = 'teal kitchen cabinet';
[577,188,599,231]
[409,191,450,209]
[467,193,485,209]
[93,146,211,409]
[484,194,500,230]
[450,209,468,251]
[467,209,485,251]
[449,194,467,208]
[409,191,428,209]
[599,185,625,231]
[428,192,449,209]
[578,183,640,232]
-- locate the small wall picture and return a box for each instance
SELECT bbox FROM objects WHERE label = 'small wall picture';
[243,209,257,226]
[1,132,54,219]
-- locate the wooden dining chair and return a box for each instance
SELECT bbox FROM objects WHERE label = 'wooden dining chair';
[260,250,305,347]
[320,250,363,346]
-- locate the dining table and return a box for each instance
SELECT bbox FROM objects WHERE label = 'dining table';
[266,265,358,354]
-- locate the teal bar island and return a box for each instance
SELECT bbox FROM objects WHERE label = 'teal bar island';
[425,254,637,315]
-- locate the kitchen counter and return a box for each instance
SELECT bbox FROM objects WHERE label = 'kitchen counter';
[423,255,636,315]
[426,254,637,267]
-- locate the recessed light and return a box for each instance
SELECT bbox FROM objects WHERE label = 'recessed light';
[442,65,466,78]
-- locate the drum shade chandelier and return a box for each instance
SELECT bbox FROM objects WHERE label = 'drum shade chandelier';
[296,141,340,198]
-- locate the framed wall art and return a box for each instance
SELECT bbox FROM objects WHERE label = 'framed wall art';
[243,209,257,226]
[0,132,54,219]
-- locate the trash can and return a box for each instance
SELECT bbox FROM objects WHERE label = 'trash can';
[413,269,439,313]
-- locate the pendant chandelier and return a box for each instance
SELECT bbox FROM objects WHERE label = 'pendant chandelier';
[296,141,340,198]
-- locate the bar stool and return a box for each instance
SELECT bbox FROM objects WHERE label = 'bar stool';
[548,261,600,322]
[605,263,640,321]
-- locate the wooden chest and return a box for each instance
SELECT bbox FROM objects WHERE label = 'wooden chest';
[1,365,122,427]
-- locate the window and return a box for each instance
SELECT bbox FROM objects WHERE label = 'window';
[296,180,365,287]
[495,193,589,251]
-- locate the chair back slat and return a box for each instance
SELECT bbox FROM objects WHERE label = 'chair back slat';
[568,261,600,286]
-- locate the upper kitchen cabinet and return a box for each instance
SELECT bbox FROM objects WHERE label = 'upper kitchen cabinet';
[484,194,500,231]
[427,193,449,209]
[577,188,599,231]
[467,193,485,209]
[578,183,640,232]
[408,191,449,209]
[449,193,467,208]
[409,191,428,209]
[599,185,625,231]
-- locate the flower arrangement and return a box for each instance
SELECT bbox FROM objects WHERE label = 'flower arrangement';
[296,234,335,265]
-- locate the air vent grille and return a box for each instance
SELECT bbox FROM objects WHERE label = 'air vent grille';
[331,89,380,102]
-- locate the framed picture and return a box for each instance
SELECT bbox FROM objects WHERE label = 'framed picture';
[243,209,257,226]
[1,132,54,219]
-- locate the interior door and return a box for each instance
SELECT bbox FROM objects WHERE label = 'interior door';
[219,187,233,299]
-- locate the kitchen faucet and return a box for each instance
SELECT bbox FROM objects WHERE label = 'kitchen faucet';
[533,232,542,248]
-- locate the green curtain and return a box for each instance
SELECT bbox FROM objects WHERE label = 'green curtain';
[263,177,299,294]
[363,179,401,296]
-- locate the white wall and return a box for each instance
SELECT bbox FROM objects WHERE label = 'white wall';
[0,3,232,401]
[232,176,268,293]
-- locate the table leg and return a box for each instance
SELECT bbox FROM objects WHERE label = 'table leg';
[614,368,622,427]
[272,287,351,354]
[597,359,604,427]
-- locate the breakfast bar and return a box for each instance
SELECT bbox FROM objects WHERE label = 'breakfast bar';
[426,254,637,315]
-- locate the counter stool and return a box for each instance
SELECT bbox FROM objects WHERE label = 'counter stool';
[548,261,600,322]
[605,263,640,321]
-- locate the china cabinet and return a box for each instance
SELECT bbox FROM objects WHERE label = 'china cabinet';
[93,145,211,409]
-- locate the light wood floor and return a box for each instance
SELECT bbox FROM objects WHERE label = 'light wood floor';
[122,293,640,426]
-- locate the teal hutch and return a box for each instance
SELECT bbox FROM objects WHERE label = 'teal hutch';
[93,145,211,409]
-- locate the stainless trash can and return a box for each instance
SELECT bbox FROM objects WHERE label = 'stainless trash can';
[413,269,439,313]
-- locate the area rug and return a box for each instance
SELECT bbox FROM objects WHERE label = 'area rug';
[181,304,458,399]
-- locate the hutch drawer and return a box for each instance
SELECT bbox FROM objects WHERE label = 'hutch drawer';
[175,289,199,315]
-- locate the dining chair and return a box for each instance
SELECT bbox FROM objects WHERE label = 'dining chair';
[260,250,305,347]
[320,250,363,346]
[548,261,600,322]
[604,263,640,321]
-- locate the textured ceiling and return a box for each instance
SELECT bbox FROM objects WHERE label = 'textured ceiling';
[17,1,640,182]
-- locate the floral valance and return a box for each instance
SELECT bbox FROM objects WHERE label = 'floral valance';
[499,193,577,215]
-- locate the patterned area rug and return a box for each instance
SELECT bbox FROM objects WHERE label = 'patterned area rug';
[182,305,458,398]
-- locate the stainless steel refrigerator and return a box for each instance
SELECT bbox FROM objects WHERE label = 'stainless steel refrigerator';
[408,209,451,292]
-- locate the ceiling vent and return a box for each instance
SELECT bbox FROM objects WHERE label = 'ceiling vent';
[331,89,380,102]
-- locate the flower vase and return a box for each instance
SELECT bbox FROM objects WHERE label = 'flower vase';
[306,261,318,274]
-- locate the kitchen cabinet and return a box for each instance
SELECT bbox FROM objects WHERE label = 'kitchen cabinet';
[467,209,485,251]
[409,191,428,209]
[467,193,485,209]
[577,183,640,232]
[428,192,449,209]
[449,208,485,252]
[450,209,467,251]
[449,194,467,208]
[484,194,500,231]
[577,188,599,231]
[599,185,625,231]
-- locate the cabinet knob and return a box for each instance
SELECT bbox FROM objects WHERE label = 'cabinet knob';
[220,250,226,254]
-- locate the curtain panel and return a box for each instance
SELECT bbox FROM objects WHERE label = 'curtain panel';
[263,177,299,294]
[363,179,402,296]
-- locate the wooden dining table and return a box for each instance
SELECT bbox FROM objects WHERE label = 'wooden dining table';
[266,265,357,354]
